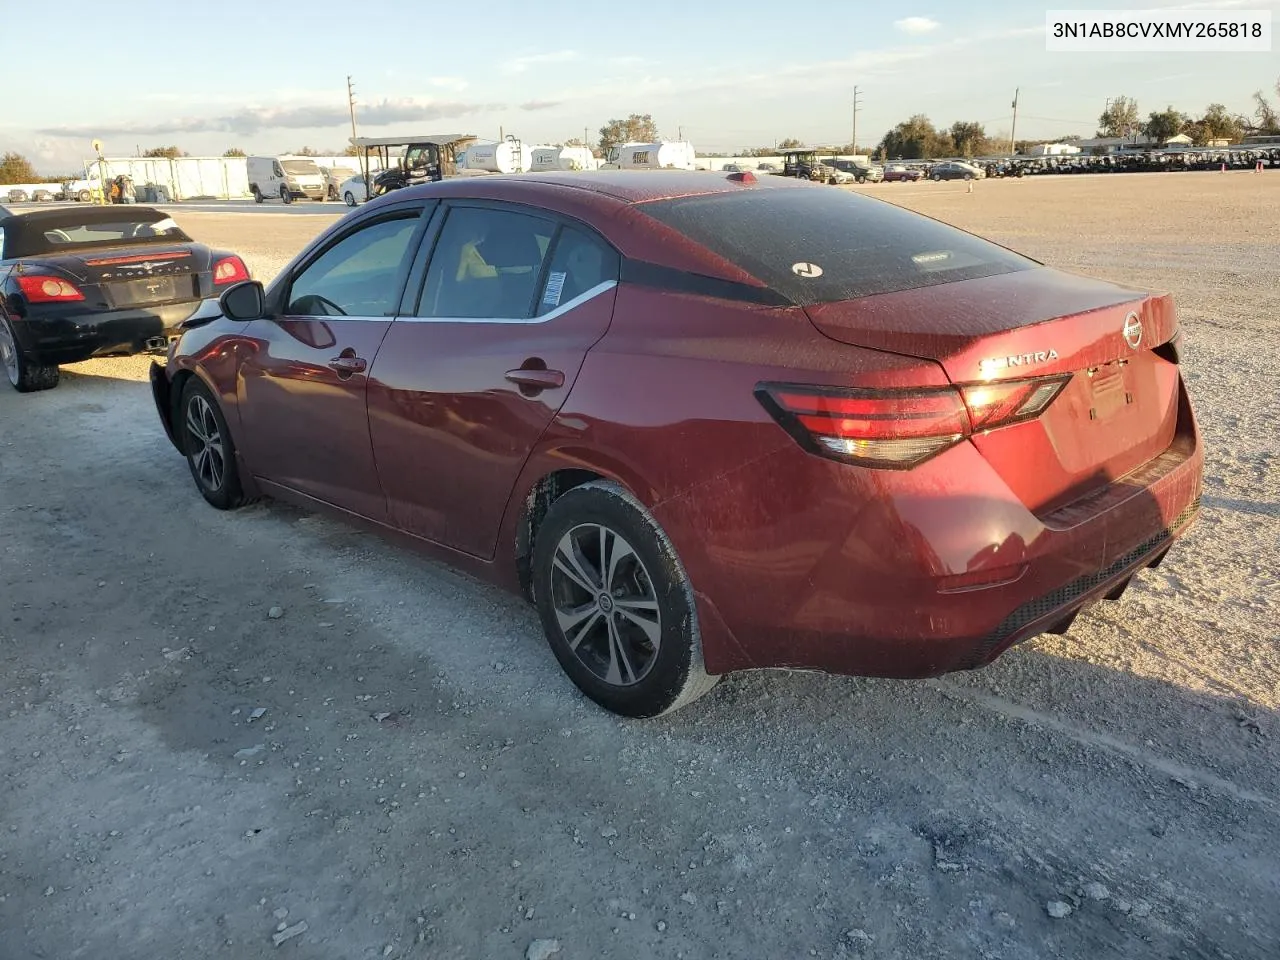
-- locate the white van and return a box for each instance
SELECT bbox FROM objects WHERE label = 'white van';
[246,156,328,203]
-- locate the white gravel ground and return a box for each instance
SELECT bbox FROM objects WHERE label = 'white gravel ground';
[1,173,1277,960]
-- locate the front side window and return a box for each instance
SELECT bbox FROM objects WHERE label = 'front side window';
[417,206,554,320]
[286,214,420,317]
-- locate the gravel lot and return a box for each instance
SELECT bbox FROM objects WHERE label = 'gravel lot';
[2,173,1277,960]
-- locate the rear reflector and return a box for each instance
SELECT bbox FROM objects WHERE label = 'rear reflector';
[758,376,1071,468]
[18,275,85,303]
[212,256,250,285]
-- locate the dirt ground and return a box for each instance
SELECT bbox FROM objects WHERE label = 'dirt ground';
[2,173,1277,960]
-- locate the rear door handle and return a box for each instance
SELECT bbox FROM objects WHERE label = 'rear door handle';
[504,368,565,390]
[328,355,367,374]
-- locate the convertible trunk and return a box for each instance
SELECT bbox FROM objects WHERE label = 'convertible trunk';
[60,247,202,307]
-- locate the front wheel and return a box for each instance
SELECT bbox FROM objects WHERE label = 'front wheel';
[532,481,719,717]
[77,190,91,202]
[180,378,250,510]
[0,316,59,392]
[280,186,293,205]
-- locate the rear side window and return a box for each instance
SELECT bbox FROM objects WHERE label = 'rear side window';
[638,188,1037,304]
[536,227,619,316]
[418,206,554,320]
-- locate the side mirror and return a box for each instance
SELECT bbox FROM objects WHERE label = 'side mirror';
[219,280,266,321]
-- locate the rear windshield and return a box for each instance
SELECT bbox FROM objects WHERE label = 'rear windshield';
[40,217,189,247]
[638,187,1037,304]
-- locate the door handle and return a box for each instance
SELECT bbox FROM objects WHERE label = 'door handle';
[328,355,367,374]
[504,368,565,390]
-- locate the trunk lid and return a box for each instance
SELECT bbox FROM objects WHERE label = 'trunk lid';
[804,268,1183,513]
[71,247,200,307]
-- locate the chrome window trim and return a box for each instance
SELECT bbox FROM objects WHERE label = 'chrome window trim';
[395,280,617,325]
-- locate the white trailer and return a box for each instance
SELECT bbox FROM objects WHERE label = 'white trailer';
[464,139,533,174]
[529,146,596,172]
[601,141,696,171]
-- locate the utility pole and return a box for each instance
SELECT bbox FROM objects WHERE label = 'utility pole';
[1009,87,1020,156]
[347,75,358,147]
[851,85,862,152]
[678,125,683,141]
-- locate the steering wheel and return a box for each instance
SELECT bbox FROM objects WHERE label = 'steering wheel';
[289,294,347,317]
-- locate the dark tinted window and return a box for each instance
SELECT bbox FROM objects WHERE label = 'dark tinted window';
[287,214,420,317]
[536,227,619,316]
[418,206,554,320]
[639,188,1037,304]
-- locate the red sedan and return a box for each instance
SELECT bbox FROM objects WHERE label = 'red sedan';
[882,164,924,182]
[150,171,1202,717]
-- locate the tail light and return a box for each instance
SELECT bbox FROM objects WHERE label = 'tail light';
[17,275,85,303]
[757,375,1070,469]
[212,256,249,285]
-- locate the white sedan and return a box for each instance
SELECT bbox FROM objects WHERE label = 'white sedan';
[339,174,370,206]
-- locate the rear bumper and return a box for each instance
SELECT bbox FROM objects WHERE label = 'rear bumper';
[13,303,200,365]
[653,386,1204,678]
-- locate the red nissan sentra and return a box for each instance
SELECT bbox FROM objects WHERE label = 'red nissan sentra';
[151,171,1202,717]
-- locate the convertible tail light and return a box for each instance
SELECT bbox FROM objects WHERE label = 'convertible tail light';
[212,256,249,285]
[17,275,85,303]
[757,375,1071,469]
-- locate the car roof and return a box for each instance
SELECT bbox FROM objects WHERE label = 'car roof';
[394,170,801,206]
[0,205,183,259]
[0,204,168,225]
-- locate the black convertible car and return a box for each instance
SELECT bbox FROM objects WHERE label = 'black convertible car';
[0,205,249,392]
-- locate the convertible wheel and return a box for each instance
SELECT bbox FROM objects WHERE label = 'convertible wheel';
[180,378,251,510]
[532,480,719,718]
[0,316,59,392]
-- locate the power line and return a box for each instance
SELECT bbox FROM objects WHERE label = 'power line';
[1019,114,1098,126]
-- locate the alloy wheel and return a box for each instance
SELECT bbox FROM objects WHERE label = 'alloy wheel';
[0,321,18,386]
[185,394,226,492]
[549,523,662,687]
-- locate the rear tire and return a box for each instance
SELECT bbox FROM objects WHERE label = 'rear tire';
[531,480,719,718]
[252,186,263,204]
[179,378,251,510]
[0,316,59,392]
[344,191,356,206]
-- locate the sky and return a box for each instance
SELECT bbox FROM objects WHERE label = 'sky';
[3,0,1276,171]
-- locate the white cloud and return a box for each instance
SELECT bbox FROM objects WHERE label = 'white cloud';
[430,76,469,92]
[501,50,578,74]
[895,16,941,34]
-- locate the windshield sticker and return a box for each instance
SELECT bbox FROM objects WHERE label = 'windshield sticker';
[542,271,567,307]
[791,262,823,278]
[912,251,952,265]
